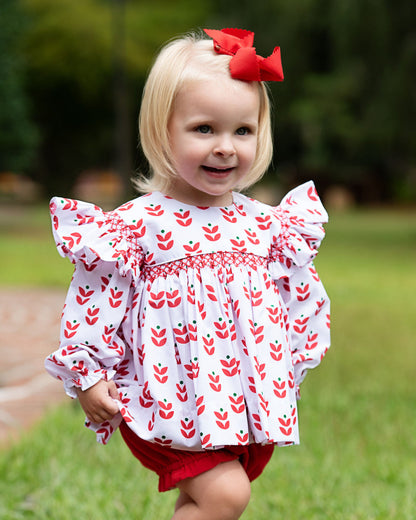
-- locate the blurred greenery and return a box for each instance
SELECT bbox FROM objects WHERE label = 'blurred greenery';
[0,0,39,172]
[1,0,415,202]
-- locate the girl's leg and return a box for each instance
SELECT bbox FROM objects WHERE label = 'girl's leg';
[174,490,193,512]
[172,459,251,520]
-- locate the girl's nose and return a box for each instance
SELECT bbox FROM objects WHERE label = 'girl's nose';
[213,135,236,157]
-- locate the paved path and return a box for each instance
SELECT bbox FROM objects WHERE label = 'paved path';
[0,288,67,447]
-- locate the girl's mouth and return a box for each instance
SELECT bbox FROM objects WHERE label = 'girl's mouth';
[202,166,235,174]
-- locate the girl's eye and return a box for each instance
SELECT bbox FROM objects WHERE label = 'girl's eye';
[236,127,250,136]
[196,125,211,134]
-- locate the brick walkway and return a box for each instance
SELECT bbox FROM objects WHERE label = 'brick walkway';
[0,288,67,446]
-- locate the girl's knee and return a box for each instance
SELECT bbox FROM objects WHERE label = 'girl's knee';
[178,460,251,519]
[217,475,251,518]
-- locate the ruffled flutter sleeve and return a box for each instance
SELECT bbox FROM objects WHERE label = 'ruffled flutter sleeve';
[268,182,331,391]
[45,198,143,398]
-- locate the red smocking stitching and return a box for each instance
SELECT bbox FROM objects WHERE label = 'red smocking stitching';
[142,252,267,282]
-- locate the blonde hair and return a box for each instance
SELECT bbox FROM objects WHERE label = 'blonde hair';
[134,31,273,194]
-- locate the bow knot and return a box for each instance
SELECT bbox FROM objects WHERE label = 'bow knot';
[204,28,284,82]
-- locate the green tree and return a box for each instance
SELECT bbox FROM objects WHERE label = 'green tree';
[20,0,212,196]
[0,0,38,173]
[212,0,416,202]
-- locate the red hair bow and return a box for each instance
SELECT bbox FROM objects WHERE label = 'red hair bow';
[204,28,284,82]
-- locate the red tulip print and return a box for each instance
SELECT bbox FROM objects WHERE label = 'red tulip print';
[183,241,202,254]
[251,413,262,431]
[273,378,286,398]
[200,433,212,448]
[248,320,265,344]
[230,237,247,251]
[247,376,256,393]
[76,285,94,305]
[154,436,173,447]
[145,204,164,217]
[188,322,197,341]
[214,318,229,339]
[174,209,192,227]
[117,201,134,211]
[259,393,270,416]
[107,337,124,356]
[214,409,230,430]
[196,395,205,416]
[245,228,260,245]
[60,345,78,356]
[102,324,116,345]
[255,214,272,230]
[173,323,190,344]
[64,320,80,339]
[120,407,133,422]
[305,333,318,350]
[220,208,237,223]
[202,223,221,241]
[229,393,245,413]
[158,399,174,419]
[278,416,292,436]
[85,305,99,325]
[176,381,188,402]
[307,184,318,201]
[152,362,168,384]
[129,218,146,238]
[149,291,165,309]
[139,382,153,408]
[184,358,200,380]
[197,301,207,319]
[296,283,310,302]
[208,372,221,392]
[187,285,195,304]
[70,360,89,376]
[180,418,196,439]
[156,229,174,250]
[315,299,326,315]
[109,287,123,308]
[62,232,82,249]
[250,287,263,306]
[293,316,309,334]
[270,341,283,362]
[266,306,279,324]
[62,198,78,211]
[151,326,167,347]
[236,430,249,444]
[166,289,181,308]
[220,356,240,377]
[254,356,266,380]
[203,335,215,355]
[309,265,320,282]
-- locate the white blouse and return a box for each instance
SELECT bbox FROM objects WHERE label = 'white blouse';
[45,181,330,450]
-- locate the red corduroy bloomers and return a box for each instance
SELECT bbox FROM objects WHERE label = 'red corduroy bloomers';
[119,421,274,492]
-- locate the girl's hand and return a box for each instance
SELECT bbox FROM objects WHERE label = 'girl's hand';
[76,379,120,424]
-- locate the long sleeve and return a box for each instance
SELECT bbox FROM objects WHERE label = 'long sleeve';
[45,260,132,397]
[275,261,330,388]
[268,181,331,390]
[45,196,143,398]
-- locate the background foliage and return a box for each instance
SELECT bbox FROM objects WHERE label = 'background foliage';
[1,0,415,202]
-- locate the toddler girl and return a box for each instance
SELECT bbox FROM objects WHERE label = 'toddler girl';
[46,28,330,520]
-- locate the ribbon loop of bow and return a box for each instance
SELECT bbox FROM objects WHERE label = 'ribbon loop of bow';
[204,28,284,82]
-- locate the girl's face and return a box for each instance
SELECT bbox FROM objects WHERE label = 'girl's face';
[167,75,260,206]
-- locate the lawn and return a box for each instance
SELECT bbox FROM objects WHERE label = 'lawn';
[1,202,415,519]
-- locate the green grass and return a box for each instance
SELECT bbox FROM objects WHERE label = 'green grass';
[0,203,72,287]
[1,204,415,519]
